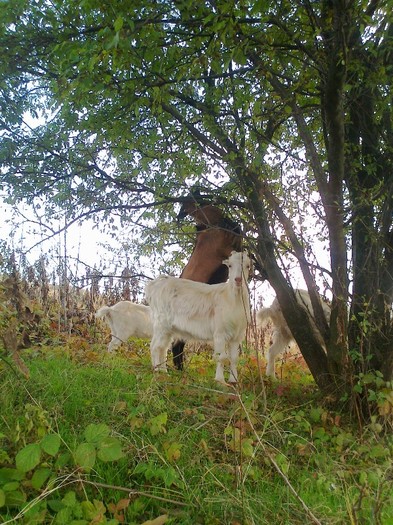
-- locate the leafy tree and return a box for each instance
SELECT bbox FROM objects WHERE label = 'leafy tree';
[1,0,392,415]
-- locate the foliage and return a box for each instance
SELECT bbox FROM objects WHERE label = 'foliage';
[0,0,392,410]
[0,244,151,362]
[0,341,392,525]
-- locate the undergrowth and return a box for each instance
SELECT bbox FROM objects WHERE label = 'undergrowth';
[1,343,392,525]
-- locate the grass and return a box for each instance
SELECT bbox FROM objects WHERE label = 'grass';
[1,342,392,525]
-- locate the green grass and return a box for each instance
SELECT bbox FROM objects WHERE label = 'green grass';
[1,344,392,525]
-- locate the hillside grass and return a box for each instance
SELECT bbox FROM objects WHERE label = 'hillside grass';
[0,342,392,525]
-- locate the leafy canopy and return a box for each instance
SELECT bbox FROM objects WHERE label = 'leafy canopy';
[1,0,393,394]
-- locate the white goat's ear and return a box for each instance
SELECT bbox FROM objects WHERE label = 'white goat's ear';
[223,257,230,266]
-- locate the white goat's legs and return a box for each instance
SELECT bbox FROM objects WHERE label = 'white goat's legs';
[107,337,122,353]
[212,334,226,359]
[213,336,241,384]
[213,335,227,383]
[150,331,172,372]
[213,344,240,384]
[228,343,240,383]
[266,330,291,377]
[214,357,226,383]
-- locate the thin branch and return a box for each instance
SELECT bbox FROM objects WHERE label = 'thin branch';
[75,477,192,507]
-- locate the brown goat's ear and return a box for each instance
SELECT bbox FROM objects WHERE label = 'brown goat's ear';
[177,200,196,221]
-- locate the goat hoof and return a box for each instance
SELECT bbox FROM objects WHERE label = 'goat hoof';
[215,379,237,388]
[215,378,227,386]
[153,368,168,374]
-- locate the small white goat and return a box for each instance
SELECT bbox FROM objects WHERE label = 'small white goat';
[256,289,331,377]
[145,251,252,383]
[95,301,153,352]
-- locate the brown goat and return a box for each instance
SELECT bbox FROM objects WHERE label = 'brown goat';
[178,202,225,226]
[178,202,242,283]
[172,200,242,369]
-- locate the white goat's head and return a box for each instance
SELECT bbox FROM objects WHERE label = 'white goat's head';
[223,251,252,287]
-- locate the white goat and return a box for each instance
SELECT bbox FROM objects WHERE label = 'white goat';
[256,289,331,377]
[95,301,153,352]
[145,251,252,383]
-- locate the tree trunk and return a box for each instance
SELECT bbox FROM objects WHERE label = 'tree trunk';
[248,190,333,394]
[346,87,393,382]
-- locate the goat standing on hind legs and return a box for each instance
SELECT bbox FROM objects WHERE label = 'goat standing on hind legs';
[146,251,252,384]
[172,197,242,370]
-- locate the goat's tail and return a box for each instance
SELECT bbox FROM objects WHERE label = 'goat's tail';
[95,306,111,319]
[256,307,273,329]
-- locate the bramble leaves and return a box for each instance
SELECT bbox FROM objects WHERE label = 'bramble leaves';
[31,467,52,490]
[15,443,41,473]
[14,433,61,474]
[40,433,61,456]
[84,423,111,444]
[75,425,124,470]
[74,443,97,471]
[147,412,168,436]
[97,437,124,462]
[163,441,182,462]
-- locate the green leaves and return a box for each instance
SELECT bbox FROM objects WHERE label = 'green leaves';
[113,16,123,32]
[47,490,119,525]
[12,424,123,482]
[15,443,41,473]
[84,423,110,444]
[97,437,124,462]
[147,412,167,436]
[74,424,124,471]
[133,461,182,489]
[2,432,62,510]
[31,468,52,490]
[74,443,97,471]
[40,433,61,456]
[224,426,255,457]
[15,433,61,473]
[0,467,26,509]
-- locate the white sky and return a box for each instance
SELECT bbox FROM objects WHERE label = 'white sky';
[0,201,279,305]
[0,111,331,306]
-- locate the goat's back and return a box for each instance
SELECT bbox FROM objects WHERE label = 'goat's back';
[96,301,152,339]
[146,276,228,311]
[256,289,330,336]
[146,275,247,342]
[256,305,275,328]
[294,290,331,323]
[95,305,111,319]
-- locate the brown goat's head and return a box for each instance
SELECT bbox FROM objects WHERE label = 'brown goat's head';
[177,201,225,226]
